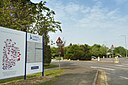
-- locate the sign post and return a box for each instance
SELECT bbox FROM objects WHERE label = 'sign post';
[42,34,44,76]
[56,37,63,69]
[24,31,27,80]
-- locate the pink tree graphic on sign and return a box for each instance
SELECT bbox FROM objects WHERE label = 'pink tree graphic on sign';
[2,39,21,70]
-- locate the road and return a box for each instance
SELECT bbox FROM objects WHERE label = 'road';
[51,58,128,85]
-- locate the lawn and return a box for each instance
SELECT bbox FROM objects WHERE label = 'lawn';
[0,64,63,85]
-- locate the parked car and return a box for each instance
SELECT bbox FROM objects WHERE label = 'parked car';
[91,56,96,59]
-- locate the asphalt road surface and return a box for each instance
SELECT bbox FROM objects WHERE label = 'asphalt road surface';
[51,58,128,85]
[51,60,97,85]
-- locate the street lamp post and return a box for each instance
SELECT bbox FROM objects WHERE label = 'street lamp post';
[125,36,127,58]
[121,35,127,58]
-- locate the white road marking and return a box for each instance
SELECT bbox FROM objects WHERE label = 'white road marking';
[91,66,115,71]
[123,64,128,65]
[115,64,128,68]
[120,76,128,79]
[115,65,124,66]
[97,64,128,70]
[106,72,110,75]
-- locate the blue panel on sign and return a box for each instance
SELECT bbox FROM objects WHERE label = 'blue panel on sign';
[31,66,39,70]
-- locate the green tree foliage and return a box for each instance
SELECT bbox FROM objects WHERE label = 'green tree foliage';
[30,1,62,45]
[31,1,61,64]
[99,45,108,57]
[0,0,35,31]
[44,45,52,64]
[0,0,61,44]
[90,44,101,57]
[51,44,128,60]
[0,0,62,64]
[51,47,58,58]
[90,44,108,58]
[64,44,90,60]
[79,44,91,60]
[114,46,126,57]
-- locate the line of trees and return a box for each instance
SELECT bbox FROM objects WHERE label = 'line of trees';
[0,0,62,64]
[51,43,128,60]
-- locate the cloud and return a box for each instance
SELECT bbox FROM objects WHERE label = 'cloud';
[31,0,42,3]
[47,0,87,21]
[48,0,128,46]
[72,1,128,31]
[48,0,128,29]
[64,2,83,15]
[114,0,128,5]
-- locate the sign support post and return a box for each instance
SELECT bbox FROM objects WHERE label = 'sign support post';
[42,34,44,76]
[24,31,27,80]
[56,37,63,69]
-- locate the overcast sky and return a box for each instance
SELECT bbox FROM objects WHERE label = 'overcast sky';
[31,0,128,48]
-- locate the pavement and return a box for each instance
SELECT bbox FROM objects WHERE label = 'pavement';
[51,66,98,85]
[51,60,102,85]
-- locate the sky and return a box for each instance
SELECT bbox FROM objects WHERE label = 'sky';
[31,0,128,48]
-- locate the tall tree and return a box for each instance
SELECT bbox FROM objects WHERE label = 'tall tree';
[79,44,91,60]
[114,46,126,57]
[0,0,62,45]
[30,1,62,45]
[0,0,62,64]
[0,0,35,31]
[90,44,108,57]
[90,44,101,57]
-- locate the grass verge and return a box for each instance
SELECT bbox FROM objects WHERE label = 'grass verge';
[35,80,52,85]
[0,64,62,85]
[35,69,63,85]
[44,64,58,69]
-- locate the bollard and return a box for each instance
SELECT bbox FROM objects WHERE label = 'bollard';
[98,57,100,61]
[114,57,119,63]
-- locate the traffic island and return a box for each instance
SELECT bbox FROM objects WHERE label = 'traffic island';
[96,70,108,85]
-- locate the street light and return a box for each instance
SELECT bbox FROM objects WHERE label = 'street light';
[121,35,127,58]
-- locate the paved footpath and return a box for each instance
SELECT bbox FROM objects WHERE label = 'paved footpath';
[51,66,97,85]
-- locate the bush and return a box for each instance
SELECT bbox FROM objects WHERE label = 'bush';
[79,56,91,60]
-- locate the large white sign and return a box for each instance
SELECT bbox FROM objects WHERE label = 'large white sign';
[0,27,43,79]
[27,33,43,74]
[0,27,26,79]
